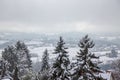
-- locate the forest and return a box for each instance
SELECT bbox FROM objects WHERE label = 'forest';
[1,35,118,80]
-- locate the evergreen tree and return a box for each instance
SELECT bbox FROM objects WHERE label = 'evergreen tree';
[41,49,50,72]
[1,41,32,79]
[15,41,32,68]
[49,36,70,80]
[2,46,18,72]
[72,35,103,80]
[15,41,32,76]
[38,49,50,80]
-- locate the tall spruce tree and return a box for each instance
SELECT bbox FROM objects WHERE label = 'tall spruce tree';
[72,35,103,80]
[41,49,50,72]
[49,37,70,80]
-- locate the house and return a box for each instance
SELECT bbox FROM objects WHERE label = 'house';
[99,70,115,80]
[112,71,120,80]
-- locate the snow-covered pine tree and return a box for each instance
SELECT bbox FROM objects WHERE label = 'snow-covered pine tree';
[49,36,70,80]
[2,41,32,79]
[15,41,32,76]
[41,49,50,72]
[2,46,18,72]
[38,49,50,80]
[15,41,32,68]
[72,35,103,80]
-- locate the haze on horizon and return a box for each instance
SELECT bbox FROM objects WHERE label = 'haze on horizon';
[0,0,120,34]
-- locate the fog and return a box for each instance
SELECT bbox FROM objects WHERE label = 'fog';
[0,0,120,33]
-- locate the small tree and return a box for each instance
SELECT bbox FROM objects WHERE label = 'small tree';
[49,36,70,80]
[72,35,103,80]
[41,49,50,72]
[38,49,50,80]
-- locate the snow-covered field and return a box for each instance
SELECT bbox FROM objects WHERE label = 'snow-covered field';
[28,46,120,64]
[0,39,119,64]
[25,40,43,45]
[0,45,119,64]
[0,40,8,45]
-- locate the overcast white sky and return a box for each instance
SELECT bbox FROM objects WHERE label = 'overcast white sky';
[0,0,120,33]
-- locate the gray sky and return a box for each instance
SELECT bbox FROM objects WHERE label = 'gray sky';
[0,0,120,33]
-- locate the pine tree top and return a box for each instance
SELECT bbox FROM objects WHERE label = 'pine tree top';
[54,36,68,54]
[41,49,50,72]
[78,35,95,49]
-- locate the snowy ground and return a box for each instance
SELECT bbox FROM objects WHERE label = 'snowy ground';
[0,40,8,44]
[28,46,120,64]
[0,40,119,64]
[0,46,119,64]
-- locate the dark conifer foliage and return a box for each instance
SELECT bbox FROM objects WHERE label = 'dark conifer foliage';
[49,36,70,80]
[38,49,50,80]
[41,49,50,72]
[0,60,12,80]
[2,46,18,72]
[13,66,20,80]
[15,41,32,77]
[15,41,32,68]
[2,41,32,77]
[72,35,103,80]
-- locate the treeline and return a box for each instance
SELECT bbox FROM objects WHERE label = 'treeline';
[0,35,104,80]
